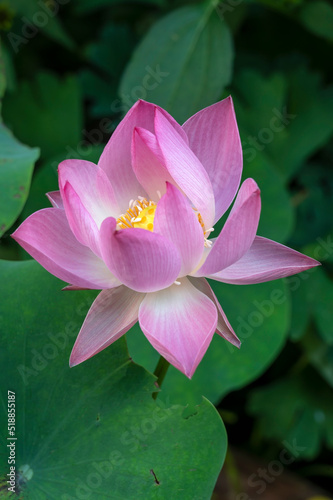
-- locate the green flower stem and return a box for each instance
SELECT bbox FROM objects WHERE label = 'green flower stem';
[152,356,170,399]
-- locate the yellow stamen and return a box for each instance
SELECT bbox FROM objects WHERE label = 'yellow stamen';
[117,198,213,248]
[192,207,212,247]
[117,198,157,231]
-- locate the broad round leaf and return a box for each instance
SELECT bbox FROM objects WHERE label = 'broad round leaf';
[119,4,233,123]
[2,73,82,161]
[0,260,227,499]
[0,125,39,236]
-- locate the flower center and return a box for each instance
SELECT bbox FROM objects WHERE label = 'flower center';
[117,198,156,231]
[116,197,214,246]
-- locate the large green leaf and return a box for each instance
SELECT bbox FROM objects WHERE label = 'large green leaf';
[2,72,82,160]
[127,279,290,405]
[119,2,233,123]
[0,124,39,236]
[248,373,333,460]
[0,260,227,499]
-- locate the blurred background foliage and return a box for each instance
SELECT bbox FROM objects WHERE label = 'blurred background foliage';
[1,0,333,497]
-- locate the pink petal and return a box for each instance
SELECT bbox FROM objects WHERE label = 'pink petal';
[188,276,240,348]
[132,127,174,201]
[139,277,218,378]
[183,97,243,223]
[62,182,102,257]
[154,109,215,229]
[100,217,181,293]
[209,236,321,284]
[98,100,188,212]
[154,183,205,277]
[12,208,121,289]
[69,287,144,366]
[46,191,63,209]
[196,178,261,277]
[58,158,119,226]
[62,285,92,291]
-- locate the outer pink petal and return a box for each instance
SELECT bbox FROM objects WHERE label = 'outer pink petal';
[58,158,119,226]
[70,287,144,366]
[12,208,121,289]
[196,178,261,277]
[154,183,204,277]
[209,236,321,284]
[132,127,174,201]
[138,277,217,378]
[46,191,64,209]
[188,276,240,348]
[100,218,181,293]
[154,109,215,229]
[98,100,188,212]
[183,97,243,223]
[62,182,102,257]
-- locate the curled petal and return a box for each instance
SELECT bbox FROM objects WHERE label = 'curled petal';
[70,287,144,366]
[100,218,181,293]
[62,182,102,256]
[183,97,243,223]
[209,236,321,284]
[132,127,174,201]
[58,158,119,226]
[46,191,63,209]
[138,277,218,378]
[154,109,215,229]
[196,178,261,277]
[12,208,121,289]
[98,100,188,212]
[154,183,204,277]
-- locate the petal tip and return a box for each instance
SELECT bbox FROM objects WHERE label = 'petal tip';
[245,177,260,193]
[69,350,86,368]
[306,257,322,268]
[69,355,77,368]
[234,338,242,349]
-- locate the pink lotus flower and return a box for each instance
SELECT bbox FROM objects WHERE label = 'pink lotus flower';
[12,98,319,378]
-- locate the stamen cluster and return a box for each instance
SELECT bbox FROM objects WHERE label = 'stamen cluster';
[117,197,156,230]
